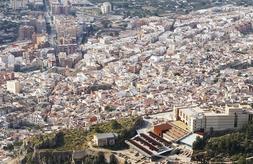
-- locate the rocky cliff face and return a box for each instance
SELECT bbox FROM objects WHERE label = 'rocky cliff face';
[20,146,90,164]
[26,150,73,164]
[18,131,86,164]
[18,117,144,164]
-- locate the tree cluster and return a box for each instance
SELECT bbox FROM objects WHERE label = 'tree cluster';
[192,123,253,162]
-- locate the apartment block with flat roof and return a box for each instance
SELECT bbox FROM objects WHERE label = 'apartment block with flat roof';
[173,104,253,132]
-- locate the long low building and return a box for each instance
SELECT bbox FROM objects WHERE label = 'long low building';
[173,104,253,132]
[126,132,173,161]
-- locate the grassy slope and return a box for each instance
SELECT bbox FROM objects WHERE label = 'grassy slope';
[29,117,140,151]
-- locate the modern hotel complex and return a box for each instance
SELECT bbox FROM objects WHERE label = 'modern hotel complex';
[173,104,253,132]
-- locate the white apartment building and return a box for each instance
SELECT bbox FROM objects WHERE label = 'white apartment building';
[173,104,253,132]
[101,2,112,14]
[6,80,21,94]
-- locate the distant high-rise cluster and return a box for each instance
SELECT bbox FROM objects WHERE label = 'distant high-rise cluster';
[54,16,84,44]
[51,2,70,15]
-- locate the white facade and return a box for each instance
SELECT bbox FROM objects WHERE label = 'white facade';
[174,104,253,132]
[93,133,117,147]
[101,2,112,14]
[6,80,21,94]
